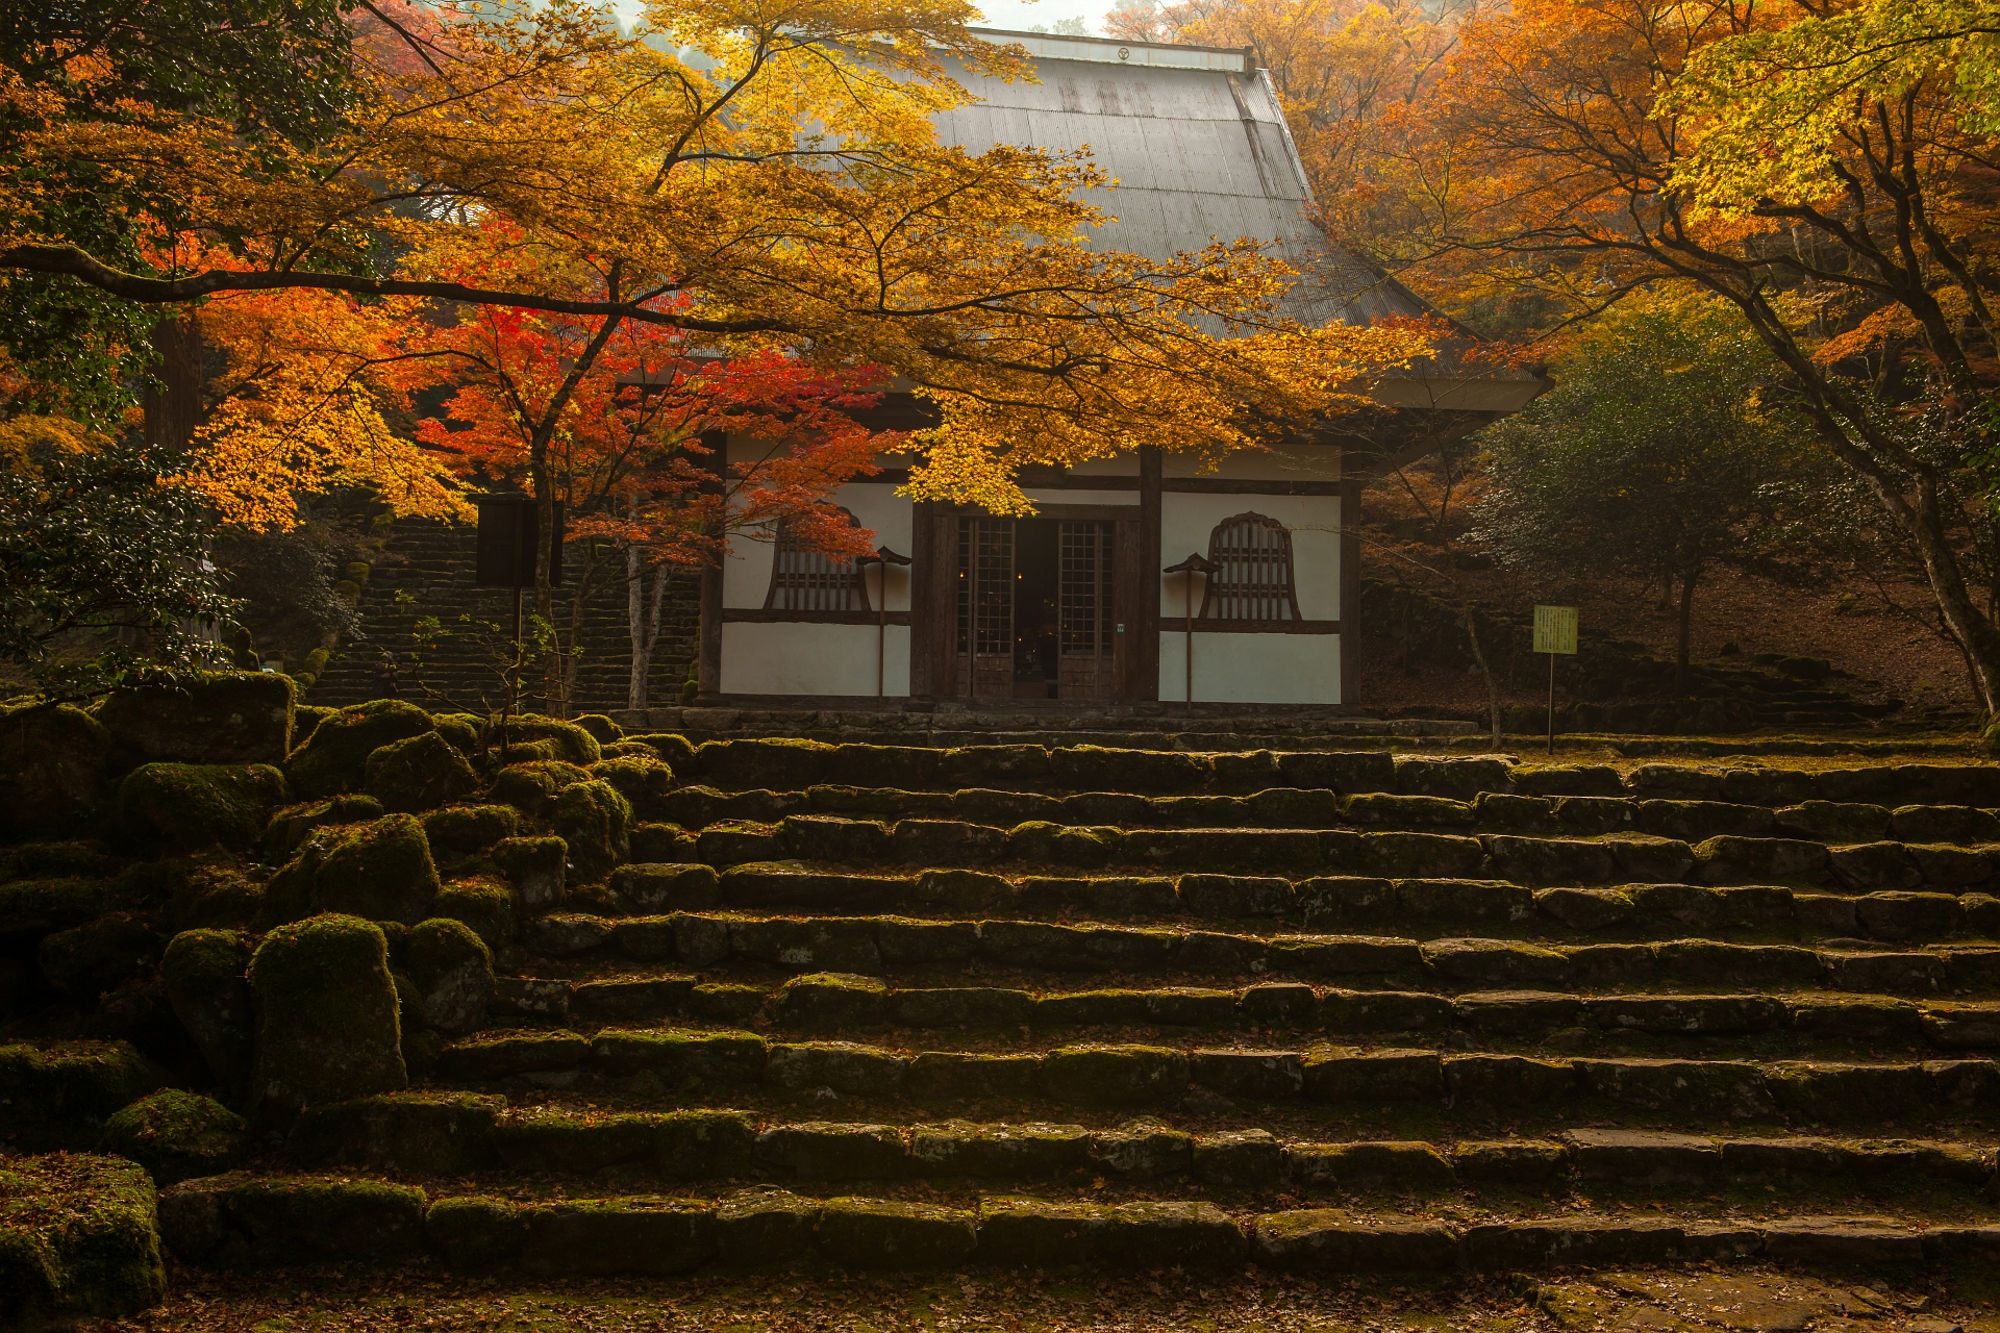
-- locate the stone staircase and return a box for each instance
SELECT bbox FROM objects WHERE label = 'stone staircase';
[310,518,699,713]
[160,741,2000,1280]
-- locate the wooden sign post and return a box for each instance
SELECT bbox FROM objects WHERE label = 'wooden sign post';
[1532,605,1578,755]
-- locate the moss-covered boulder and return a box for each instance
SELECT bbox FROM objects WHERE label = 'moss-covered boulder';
[161,930,254,1093]
[0,702,112,841]
[491,836,566,908]
[275,813,439,925]
[571,713,623,744]
[435,878,515,948]
[364,732,479,814]
[0,878,107,936]
[97,673,295,765]
[402,918,494,1036]
[628,732,697,769]
[248,914,406,1113]
[554,780,631,883]
[503,715,602,765]
[37,914,161,1001]
[260,794,384,864]
[589,755,674,819]
[285,700,436,798]
[0,1043,159,1149]
[432,713,483,757]
[0,1152,166,1328]
[423,804,519,860]
[118,762,288,854]
[100,1089,247,1184]
[489,760,592,817]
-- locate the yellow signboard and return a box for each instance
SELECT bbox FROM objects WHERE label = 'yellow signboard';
[1533,605,1578,655]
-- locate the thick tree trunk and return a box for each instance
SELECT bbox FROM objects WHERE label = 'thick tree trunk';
[1674,566,1698,690]
[142,313,203,450]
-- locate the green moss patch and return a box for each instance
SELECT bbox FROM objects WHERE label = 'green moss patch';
[98,672,295,765]
[489,760,592,817]
[554,780,631,883]
[286,699,436,798]
[0,702,112,841]
[161,929,254,1094]
[248,914,406,1113]
[366,732,480,814]
[502,716,602,765]
[281,812,440,925]
[100,1090,246,1184]
[0,1043,159,1149]
[118,762,288,853]
[0,1152,165,1328]
[435,878,515,949]
[0,878,107,933]
[423,804,520,859]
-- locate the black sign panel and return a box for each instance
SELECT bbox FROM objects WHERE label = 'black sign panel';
[474,494,566,587]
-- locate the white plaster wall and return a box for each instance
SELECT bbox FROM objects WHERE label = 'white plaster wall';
[1158,629,1341,704]
[1159,492,1342,620]
[1162,443,1342,482]
[721,622,911,696]
[722,478,914,611]
[1021,488,1139,509]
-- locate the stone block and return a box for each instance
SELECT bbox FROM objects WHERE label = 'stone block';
[435,1031,588,1081]
[1444,1054,1578,1112]
[713,1190,820,1266]
[1697,835,1831,886]
[589,1028,765,1084]
[771,973,888,1030]
[1287,1140,1454,1193]
[1177,874,1296,919]
[1239,982,1318,1027]
[755,1122,906,1180]
[817,1200,978,1269]
[1250,1212,1458,1272]
[1534,887,1634,932]
[1193,1129,1286,1189]
[976,1198,1110,1266]
[1585,994,1785,1035]
[1317,990,1454,1035]
[1040,1044,1188,1106]
[1563,1128,1718,1181]
[1422,937,1568,987]
[427,1196,526,1271]
[1821,950,1947,993]
[1576,1058,1776,1118]
[1766,1061,1934,1122]
[1909,844,1997,888]
[1775,801,1893,842]
[891,986,1034,1030]
[1454,991,1584,1037]
[571,976,693,1024]
[1452,1141,1570,1191]
[1090,1121,1194,1178]
[1760,1219,1923,1267]
[1397,878,1535,926]
[522,1199,715,1276]
[1305,1047,1443,1103]
[1102,1202,1247,1269]
[765,1041,905,1097]
[908,1121,1091,1179]
[1190,1049,1305,1100]
[904,1052,1041,1103]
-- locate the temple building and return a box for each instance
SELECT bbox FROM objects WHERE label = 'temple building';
[705,30,1544,709]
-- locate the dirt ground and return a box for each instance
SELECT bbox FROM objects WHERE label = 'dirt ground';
[83,1266,2000,1333]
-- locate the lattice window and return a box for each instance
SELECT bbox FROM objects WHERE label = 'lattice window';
[1199,512,1301,625]
[1059,520,1114,655]
[955,517,1013,656]
[764,512,868,614]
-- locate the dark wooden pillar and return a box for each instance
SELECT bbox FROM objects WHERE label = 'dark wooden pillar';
[910,501,938,699]
[142,314,203,450]
[1340,474,1362,705]
[695,429,727,700]
[1135,447,1162,700]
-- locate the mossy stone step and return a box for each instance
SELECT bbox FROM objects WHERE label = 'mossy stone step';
[491,972,2000,1052]
[515,910,2000,994]
[0,1153,166,1329]
[618,863,2000,942]
[665,816,2000,892]
[280,1092,2000,1198]
[428,1030,2000,1124]
[153,1173,2000,1275]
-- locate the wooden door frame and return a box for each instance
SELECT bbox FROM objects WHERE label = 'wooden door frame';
[919,503,1143,701]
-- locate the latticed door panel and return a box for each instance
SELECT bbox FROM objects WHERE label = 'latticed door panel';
[1058,520,1117,699]
[954,517,1014,697]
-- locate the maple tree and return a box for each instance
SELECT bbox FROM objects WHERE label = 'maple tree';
[1,0,1427,620]
[385,232,897,710]
[1332,0,2000,708]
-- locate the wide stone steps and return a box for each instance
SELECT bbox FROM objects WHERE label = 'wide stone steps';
[654,781,2000,848]
[155,1171,2000,1275]
[626,817,2000,895]
[480,973,2000,1053]
[278,1094,2000,1202]
[645,743,2000,808]
[574,862,1998,944]
[513,912,2000,993]
[422,1027,2000,1127]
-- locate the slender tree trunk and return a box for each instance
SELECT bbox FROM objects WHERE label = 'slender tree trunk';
[1464,605,1503,747]
[1674,565,1699,690]
[627,542,647,713]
